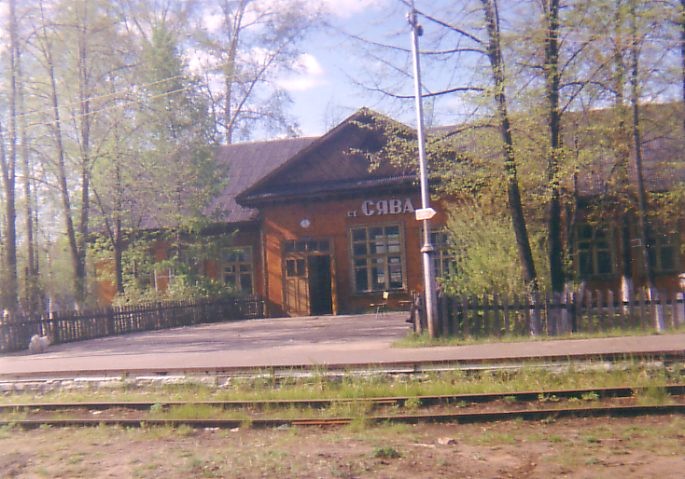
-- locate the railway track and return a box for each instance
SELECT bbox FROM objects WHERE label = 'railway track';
[3,404,685,430]
[2,384,684,430]
[2,349,683,392]
[2,384,684,412]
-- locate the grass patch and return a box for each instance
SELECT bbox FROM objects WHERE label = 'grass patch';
[469,430,518,446]
[634,385,671,406]
[394,325,685,348]
[372,446,401,459]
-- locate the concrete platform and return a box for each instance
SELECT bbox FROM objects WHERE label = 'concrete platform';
[1,313,684,377]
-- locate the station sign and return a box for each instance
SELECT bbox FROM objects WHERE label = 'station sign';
[414,207,436,221]
[359,198,416,216]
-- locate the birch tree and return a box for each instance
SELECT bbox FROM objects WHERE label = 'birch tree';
[192,0,319,143]
[0,0,20,311]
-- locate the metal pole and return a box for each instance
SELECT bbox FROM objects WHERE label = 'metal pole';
[408,4,438,338]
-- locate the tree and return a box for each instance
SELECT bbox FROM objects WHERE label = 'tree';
[628,0,665,330]
[350,1,542,301]
[480,0,540,295]
[0,0,21,311]
[192,0,319,143]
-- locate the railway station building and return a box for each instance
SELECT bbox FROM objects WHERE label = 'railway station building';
[208,108,451,316]
[98,106,684,316]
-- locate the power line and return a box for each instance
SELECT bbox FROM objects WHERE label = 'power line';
[24,85,194,131]
[14,74,188,123]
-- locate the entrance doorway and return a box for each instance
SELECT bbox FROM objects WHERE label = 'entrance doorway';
[283,239,334,316]
[308,255,333,315]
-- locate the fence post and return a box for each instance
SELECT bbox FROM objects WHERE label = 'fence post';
[607,290,616,330]
[439,292,449,337]
[529,292,542,336]
[502,294,510,336]
[461,296,469,337]
[675,292,685,327]
[480,293,492,336]
[492,293,502,337]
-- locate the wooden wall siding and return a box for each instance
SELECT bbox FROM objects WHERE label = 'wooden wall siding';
[0,297,265,353]
[426,289,685,338]
[260,194,449,316]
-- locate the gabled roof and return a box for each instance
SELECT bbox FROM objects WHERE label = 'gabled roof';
[236,108,418,206]
[205,137,316,223]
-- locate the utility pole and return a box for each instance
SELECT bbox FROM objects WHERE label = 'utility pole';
[408,2,439,337]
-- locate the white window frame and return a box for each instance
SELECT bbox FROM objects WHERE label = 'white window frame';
[350,224,406,293]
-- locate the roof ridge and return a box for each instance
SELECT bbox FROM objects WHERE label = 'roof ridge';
[217,136,320,147]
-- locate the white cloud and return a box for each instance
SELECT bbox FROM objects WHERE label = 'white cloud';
[186,49,220,74]
[276,53,327,92]
[202,11,224,33]
[317,0,389,18]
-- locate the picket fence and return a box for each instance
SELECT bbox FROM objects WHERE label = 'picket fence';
[414,289,685,338]
[0,296,265,353]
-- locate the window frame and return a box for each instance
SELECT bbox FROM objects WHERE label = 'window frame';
[575,223,616,278]
[220,246,255,294]
[349,223,407,294]
[649,233,680,274]
[424,228,457,279]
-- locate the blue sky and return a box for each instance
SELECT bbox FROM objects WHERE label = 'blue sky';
[279,0,424,137]
[278,0,488,138]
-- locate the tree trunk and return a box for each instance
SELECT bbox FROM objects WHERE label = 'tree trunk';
[629,0,664,331]
[610,6,634,304]
[39,0,81,307]
[221,0,246,144]
[1,0,20,311]
[543,0,565,295]
[680,0,685,134]
[16,22,39,314]
[481,0,540,334]
[75,3,92,303]
[114,217,124,294]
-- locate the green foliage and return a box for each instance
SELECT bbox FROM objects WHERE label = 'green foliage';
[403,397,421,411]
[110,234,236,306]
[580,392,599,402]
[441,201,546,296]
[371,446,401,459]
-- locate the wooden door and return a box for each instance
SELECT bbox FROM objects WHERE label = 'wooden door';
[284,256,309,316]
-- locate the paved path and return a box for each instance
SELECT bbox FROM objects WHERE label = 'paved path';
[1,313,684,377]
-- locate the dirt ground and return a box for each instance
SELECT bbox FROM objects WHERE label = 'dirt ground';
[1,415,683,478]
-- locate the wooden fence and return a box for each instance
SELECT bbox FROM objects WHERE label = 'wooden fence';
[418,289,685,338]
[0,296,265,353]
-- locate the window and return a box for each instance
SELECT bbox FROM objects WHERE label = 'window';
[285,258,306,277]
[284,239,329,253]
[649,233,680,273]
[221,247,254,294]
[576,224,614,277]
[351,225,405,292]
[429,229,457,279]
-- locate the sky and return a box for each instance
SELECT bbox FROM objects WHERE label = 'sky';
[274,0,685,140]
[273,0,427,138]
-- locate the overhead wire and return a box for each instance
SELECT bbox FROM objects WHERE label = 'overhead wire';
[14,74,189,123]
[24,85,195,131]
